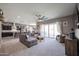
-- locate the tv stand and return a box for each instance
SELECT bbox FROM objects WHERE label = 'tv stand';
[1,22,26,39]
[65,37,77,56]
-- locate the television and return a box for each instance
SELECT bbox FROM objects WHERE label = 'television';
[2,24,12,30]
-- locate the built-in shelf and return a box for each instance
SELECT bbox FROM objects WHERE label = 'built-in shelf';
[1,22,26,38]
[2,30,20,33]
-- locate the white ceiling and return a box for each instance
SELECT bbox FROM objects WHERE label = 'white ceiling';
[0,3,76,25]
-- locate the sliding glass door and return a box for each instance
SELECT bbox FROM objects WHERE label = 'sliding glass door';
[40,24,45,37]
[49,24,54,37]
[44,24,49,37]
[40,22,60,38]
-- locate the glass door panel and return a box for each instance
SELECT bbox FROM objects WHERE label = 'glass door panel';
[44,24,49,37]
[40,25,45,37]
[49,24,54,37]
[40,22,60,38]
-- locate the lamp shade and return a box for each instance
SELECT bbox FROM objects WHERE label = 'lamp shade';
[0,9,4,21]
[0,16,4,21]
[75,28,79,39]
[75,23,79,39]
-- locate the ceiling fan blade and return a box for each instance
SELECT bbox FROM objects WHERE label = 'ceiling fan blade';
[35,14,41,17]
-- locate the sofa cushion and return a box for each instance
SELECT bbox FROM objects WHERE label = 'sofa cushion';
[26,37,36,41]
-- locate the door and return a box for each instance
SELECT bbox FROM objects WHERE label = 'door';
[40,24,45,37]
[44,24,49,37]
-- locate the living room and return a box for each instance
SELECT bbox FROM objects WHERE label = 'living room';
[0,3,79,56]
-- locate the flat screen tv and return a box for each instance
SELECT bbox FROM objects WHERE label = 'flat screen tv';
[2,25,12,30]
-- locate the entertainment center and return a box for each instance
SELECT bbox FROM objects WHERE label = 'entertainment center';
[1,22,26,39]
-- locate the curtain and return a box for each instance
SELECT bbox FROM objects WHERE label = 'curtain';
[56,22,61,35]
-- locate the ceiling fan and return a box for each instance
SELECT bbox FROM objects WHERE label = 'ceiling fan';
[35,14,48,21]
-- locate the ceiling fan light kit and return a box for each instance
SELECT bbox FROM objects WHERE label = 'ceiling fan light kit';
[35,14,48,22]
